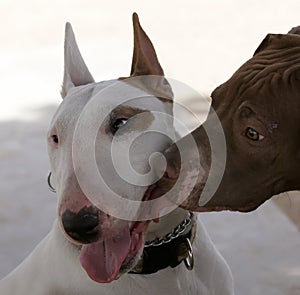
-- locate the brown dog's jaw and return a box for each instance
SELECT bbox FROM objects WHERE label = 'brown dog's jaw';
[146,126,211,212]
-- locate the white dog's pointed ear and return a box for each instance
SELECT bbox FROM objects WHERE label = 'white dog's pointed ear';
[130,13,164,77]
[61,23,94,98]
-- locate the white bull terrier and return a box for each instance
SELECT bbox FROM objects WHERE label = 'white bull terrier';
[0,13,234,295]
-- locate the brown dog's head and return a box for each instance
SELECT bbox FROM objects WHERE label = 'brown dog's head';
[150,28,300,212]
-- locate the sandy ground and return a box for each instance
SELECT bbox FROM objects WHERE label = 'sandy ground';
[0,1,300,294]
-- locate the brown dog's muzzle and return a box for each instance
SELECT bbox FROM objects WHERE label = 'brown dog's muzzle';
[148,124,212,211]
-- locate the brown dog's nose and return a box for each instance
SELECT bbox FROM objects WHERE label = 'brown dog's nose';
[62,207,100,244]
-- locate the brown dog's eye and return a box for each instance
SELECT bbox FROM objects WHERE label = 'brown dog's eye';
[245,127,264,141]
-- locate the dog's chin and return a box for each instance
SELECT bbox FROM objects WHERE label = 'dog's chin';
[81,234,145,282]
[67,221,148,284]
[118,239,145,275]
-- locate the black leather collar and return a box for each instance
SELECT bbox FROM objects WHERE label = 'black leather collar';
[130,214,196,275]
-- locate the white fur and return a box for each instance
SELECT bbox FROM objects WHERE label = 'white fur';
[0,219,233,295]
[0,22,234,295]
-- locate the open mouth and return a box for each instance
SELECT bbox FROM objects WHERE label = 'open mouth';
[79,220,149,283]
[71,187,162,283]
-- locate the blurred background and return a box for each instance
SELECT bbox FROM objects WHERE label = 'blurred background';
[0,0,299,294]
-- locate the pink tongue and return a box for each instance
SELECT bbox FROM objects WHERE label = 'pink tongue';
[80,226,131,283]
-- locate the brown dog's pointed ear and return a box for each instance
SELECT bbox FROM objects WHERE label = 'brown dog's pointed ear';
[130,13,164,77]
[288,26,300,35]
[253,32,300,56]
[61,23,94,98]
[253,34,276,56]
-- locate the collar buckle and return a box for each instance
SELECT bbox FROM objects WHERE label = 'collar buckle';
[183,237,194,271]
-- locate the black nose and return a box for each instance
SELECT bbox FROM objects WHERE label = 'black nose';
[62,207,100,243]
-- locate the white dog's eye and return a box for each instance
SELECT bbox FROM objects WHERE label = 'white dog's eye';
[111,118,128,134]
[245,127,264,141]
[51,134,59,144]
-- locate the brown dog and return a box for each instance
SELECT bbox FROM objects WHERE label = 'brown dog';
[149,27,300,213]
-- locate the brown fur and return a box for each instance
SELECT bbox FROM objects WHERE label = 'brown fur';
[150,27,300,213]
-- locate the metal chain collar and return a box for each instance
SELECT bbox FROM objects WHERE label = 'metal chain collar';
[144,211,194,248]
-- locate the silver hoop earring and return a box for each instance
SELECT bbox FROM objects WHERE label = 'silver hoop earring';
[47,171,56,193]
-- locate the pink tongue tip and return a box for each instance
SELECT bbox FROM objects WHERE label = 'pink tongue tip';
[80,227,131,283]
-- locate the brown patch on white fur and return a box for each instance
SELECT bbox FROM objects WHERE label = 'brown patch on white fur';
[155,96,173,104]
[110,106,154,132]
[118,76,174,105]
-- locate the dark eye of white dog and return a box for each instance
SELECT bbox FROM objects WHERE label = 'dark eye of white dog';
[245,127,264,141]
[111,118,128,134]
[51,134,59,144]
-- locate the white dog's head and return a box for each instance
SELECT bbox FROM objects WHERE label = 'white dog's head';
[47,14,174,283]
